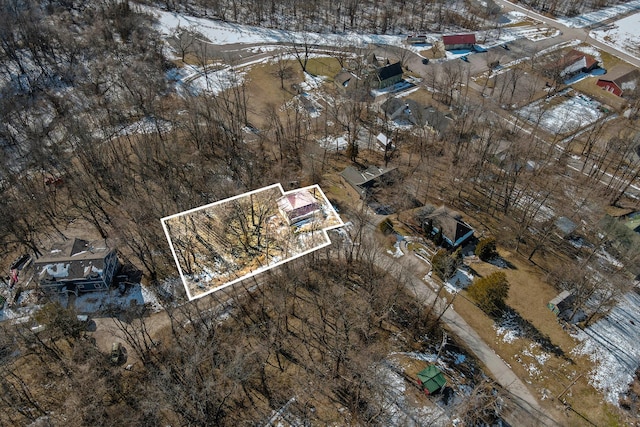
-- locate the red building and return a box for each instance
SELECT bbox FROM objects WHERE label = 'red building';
[596,69,640,97]
[442,34,476,50]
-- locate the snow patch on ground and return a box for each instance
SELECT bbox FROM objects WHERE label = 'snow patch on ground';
[318,134,348,151]
[494,311,523,344]
[572,291,640,405]
[444,268,473,293]
[517,343,551,380]
[169,64,246,95]
[558,1,640,29]
[591,11,640,59]
[518,91,603,135]
[118,117,173,136]
[150,7,406,48]
[388,241,404,258]
[54,284,163,314]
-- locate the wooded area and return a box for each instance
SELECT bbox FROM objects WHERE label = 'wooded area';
[0,0,639,424]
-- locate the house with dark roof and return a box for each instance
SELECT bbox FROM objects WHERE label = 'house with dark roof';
[442,34,476,50]
[424,206,474,248]
[596,69,640,97]
[33,238,119,296]
[340,165,396,199]
[372,62,403,89]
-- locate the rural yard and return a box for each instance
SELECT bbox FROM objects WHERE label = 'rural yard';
[1,0,640,426]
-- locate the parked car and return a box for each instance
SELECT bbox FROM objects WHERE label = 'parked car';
[422,58,429,65]
[110,342,122,365]
[460,56,469,62]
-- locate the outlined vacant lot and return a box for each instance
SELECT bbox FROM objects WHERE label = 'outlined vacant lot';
[162,184,344,300]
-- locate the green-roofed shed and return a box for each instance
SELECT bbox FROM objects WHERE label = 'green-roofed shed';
[417,365,446,395]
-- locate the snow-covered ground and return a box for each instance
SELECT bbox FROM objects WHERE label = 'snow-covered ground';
[518,91,603,135]
[557,0,640,29]
[61,283,164,313]
[149,7,407,49]
[591,12,640,59]
[167,64,246,95]
[573,290,640,405]
[377,364,449,427]
[444,268,473,294]
[318,134,348,151]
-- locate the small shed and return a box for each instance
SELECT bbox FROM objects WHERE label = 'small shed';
[417,365,446,395]
[547,290,574,316]
[376,132,392,149]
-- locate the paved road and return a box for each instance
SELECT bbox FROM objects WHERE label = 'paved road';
[493,0,640,67]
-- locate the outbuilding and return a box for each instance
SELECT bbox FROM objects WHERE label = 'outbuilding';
[417,365,446,395]
[442,34,476,50]
[596,69,640,97]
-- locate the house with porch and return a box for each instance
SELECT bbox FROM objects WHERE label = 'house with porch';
[34,238,119,296]
[560,49,599,78]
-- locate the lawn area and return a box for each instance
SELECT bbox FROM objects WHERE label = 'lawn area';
[242,60,300,127]
[305,57,342,80]
[453,250,628,426]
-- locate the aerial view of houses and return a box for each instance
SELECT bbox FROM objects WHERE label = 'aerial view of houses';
[1,0,640,425]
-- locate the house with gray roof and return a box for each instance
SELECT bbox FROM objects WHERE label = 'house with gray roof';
[33,238,119,296]
[340,165,396,199]
[381,98,452,135]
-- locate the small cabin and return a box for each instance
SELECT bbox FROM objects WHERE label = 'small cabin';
[547,291,574,316]
[417,365,446,395]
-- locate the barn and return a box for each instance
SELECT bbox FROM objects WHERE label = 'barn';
[596,69,640,97]
[442,34,476,50]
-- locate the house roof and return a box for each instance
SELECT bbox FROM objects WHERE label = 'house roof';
[277,190,318,212]
[376,133,391,147]
[442,34,476,45]
[428,206,474,245]
[341,165,396,187]
[381,98,452,133]
[598,68,640,88]
[417,365,446,393]
[613,69,640,91]
[376,62,403,81]
[334,71,354,87]
[549,290,573,307]
[34,238,113,282]
[565,49,598,69]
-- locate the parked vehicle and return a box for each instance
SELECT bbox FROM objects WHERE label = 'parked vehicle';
[110,342,122,365]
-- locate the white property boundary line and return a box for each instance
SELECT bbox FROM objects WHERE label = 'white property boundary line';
[161,183,344,301]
